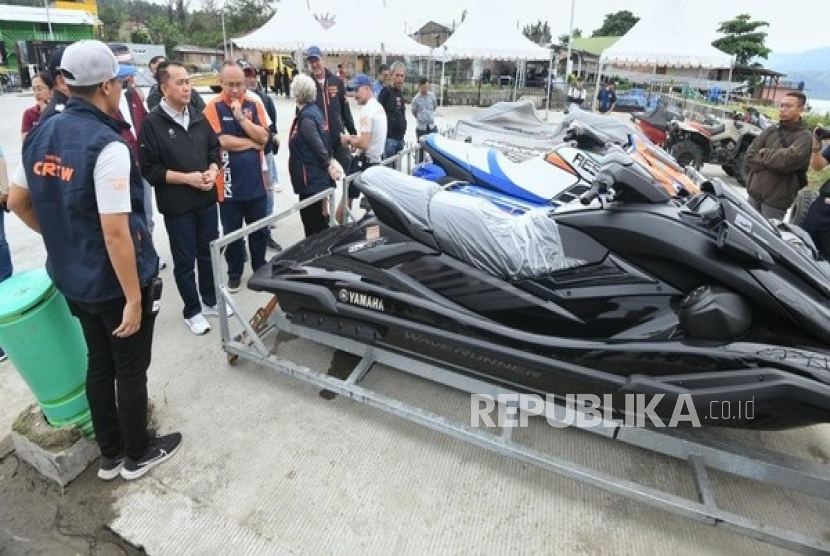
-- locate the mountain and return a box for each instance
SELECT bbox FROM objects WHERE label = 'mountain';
[766,48,830,71]
[764,48,830,100]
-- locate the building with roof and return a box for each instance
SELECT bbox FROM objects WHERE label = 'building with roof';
[552,36,620,82]
[411,21,454,49]
[0,3,98,74]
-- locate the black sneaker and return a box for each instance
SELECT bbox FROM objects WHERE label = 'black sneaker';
[98,455,124,481]
[267,237,282,251]
[120,432,182,481]
[227,277,241,293]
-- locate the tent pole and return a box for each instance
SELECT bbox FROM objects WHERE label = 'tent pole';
[513,62,519,102]
[544,47,554,120]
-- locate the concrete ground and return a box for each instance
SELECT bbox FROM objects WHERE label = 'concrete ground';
[1,88,829,555]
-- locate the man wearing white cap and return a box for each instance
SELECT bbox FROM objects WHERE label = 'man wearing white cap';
[9,40,182,482]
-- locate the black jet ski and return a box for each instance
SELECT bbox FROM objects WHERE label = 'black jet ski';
[250,156,830,429]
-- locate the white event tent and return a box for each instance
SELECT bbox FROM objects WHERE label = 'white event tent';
[315,2,431,57]
[438,2,550,61]
[231,0,324,51]
[594,0,735,107]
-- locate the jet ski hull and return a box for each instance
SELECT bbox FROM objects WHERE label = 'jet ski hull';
[250,220,830,430]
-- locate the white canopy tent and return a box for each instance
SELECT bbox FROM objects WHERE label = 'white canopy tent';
[231,0,324,51]
[315,2,431,57]
[594,0,734,108]
[438,2,550,61]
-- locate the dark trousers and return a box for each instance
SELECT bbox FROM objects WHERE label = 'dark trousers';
[415,127,436,163]
[220,197,267,280]
[299,194,329,237]
[164,204,219,319]
[68,291,155,460]
[331,141,352,172]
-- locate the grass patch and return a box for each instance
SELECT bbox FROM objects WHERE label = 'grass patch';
[808,166,830,188]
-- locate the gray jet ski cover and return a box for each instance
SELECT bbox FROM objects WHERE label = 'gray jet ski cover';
[429,190,568,280]
[452,101,651,158]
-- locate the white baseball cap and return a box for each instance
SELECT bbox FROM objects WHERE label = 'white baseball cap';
[60,40,137,87]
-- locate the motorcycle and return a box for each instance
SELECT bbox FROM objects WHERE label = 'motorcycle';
[664,107,771,185]
[249,156,830,429]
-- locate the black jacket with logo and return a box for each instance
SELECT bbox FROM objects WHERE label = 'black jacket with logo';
[138,105,222,216]
[312,69,357,147]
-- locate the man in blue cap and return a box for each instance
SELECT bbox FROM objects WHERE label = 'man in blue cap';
[305,45,356,174]
[336,73,387,223]
[10,40,182,482]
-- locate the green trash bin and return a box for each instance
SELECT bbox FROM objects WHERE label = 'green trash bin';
[0,269,93,436]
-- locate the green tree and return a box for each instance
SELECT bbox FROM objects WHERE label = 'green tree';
[98,0,127,41]
[224,0,275,38]
[148,15,183,56]
[557,28,582,45]
[712,13,771,65]
[522,20,552,45]
[592,10,639,37]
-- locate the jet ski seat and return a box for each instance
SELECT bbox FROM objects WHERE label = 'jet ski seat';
[358,166,571,280]
[700,123,725,136]
[356,167,441,250]
[428,189,569,280]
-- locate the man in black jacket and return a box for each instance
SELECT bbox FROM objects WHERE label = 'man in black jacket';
[377,61,407,159]
[146,58,206,113]
[305,46,356,171]
[138,62,226,336]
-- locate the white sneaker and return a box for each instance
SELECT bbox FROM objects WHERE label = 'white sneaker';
[201,302,235,317]
[158,257,167,271]
[272,182,282,193]
[184,313,211,335]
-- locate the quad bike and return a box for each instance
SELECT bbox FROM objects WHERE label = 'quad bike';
[630,100,685,146]
[664,107,771,185]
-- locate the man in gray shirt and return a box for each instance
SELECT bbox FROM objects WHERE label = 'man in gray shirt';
[411,77,438,162]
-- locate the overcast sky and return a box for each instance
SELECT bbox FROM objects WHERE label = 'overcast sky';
[305,0,827,54]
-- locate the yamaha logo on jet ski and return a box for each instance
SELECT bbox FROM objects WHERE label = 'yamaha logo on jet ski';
[338,289,385,312]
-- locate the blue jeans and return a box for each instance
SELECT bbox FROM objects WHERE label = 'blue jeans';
[383,138,405,160]
[164,204,219,319]
[0,208,10,359]
[219,197,268,281]
[265,152,278,218]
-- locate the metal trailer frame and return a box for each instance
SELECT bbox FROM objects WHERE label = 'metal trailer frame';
[208,156,830,555]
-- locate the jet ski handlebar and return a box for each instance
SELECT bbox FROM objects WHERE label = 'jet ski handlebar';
[580,172,614,205]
